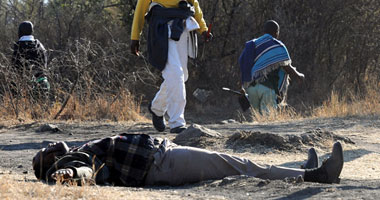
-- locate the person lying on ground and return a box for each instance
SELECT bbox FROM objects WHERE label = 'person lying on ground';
[33,133,343,186]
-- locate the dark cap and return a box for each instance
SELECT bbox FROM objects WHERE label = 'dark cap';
[18,21,34,38]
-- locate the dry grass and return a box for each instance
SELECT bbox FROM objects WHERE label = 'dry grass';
[0,90,146,122]
[0,174,186,200]
[250,86,380,122]
[311,87,380,118]
[0,81,379,123]
[250,105,302,123]
[58,91,145,121]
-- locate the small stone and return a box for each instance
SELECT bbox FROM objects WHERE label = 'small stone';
[173,124,222,146]
[192,88,212,103]
[257,180,270,187]
[296,175,304,183]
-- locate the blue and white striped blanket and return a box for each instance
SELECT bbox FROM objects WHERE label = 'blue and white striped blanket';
[239,34,291,94]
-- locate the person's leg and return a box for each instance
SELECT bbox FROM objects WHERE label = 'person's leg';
[301,148,320,169]
[162,30,189,129]
[258,84,277,114]
[145,145,305,186]
[151,30,189,127]
[245,85,261,112]
[151,81,168,117]
[304,142,344,183]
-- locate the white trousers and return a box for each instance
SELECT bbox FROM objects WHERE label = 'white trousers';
[151,29,189,129]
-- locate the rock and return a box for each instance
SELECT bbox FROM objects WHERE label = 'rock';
[219,175,249,186]
[36,124,61,133]
[178,124,221,138]
[192,88,212,103]
[257,180,271,187]
[173,124,222,147]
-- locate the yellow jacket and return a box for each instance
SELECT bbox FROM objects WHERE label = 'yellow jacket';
[131,0,208,40]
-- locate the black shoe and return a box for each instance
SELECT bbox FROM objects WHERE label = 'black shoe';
[170,126,186,134]
[148,103,165,132]
[301,148,319,169]
[304,142,344,184]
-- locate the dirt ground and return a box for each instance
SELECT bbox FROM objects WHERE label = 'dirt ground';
[1,115,380,199]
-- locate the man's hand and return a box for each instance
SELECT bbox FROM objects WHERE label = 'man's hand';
[202,31,213,43]
[130,40,140,56]
[51,168,74,181]
[296,73,305,84]
[240,87,247,95]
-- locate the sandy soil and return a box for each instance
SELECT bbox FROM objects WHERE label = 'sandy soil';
[0,115,379,199]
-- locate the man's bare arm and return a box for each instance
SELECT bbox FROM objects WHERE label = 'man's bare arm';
[282,65,305,83]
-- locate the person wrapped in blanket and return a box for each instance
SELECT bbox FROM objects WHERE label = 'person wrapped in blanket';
[239,20,305,114]
[32,133,344,186]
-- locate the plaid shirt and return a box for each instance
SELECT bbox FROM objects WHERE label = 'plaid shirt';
[77,133,157,186]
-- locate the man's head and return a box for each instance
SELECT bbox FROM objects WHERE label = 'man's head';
[18,21,34,39]
[264,20,280,39]
[32,142,69,180]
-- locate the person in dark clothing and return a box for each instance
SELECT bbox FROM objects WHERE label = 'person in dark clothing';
[12,21,50,98]
[33,133,344,187]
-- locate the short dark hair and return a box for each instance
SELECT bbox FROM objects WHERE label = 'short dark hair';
[264,20,280,35]
[32,150,50,181]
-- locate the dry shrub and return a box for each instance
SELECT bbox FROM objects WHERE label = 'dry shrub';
[0,89,145,122]
[0,39,151,122]
[311,87,380,118]
[1,0,380,119]
[251,105,302,123]
[0,93,56,120]
[57,90,145,121]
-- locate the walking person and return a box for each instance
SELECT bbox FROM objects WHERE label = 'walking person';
[130,0,212,133]
[239,20,304,114]
[12,21,50,99]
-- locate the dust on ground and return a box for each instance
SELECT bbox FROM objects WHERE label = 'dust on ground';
[0,115,379,199]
